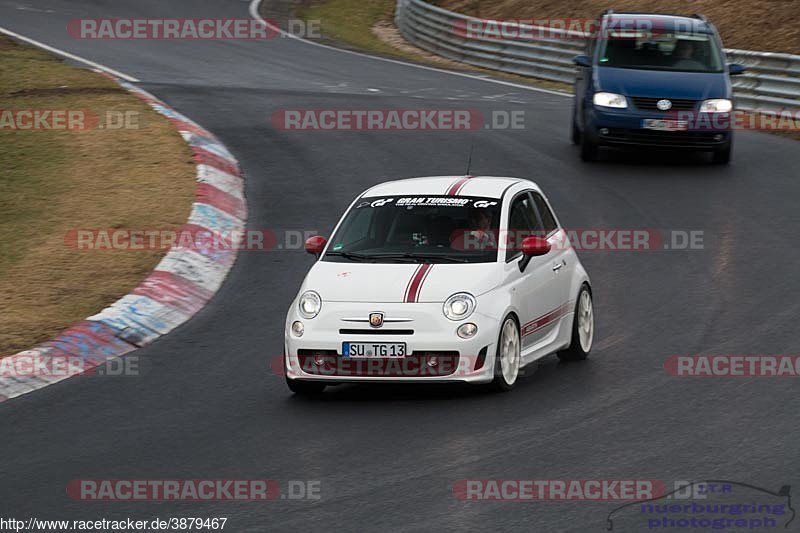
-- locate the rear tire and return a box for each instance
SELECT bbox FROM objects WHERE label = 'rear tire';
[492,316,521,392]
[558,285,594,362]
[286,377,326,395]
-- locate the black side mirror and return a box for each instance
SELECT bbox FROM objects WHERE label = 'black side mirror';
[573,55,592,68]
[728,63,746,75]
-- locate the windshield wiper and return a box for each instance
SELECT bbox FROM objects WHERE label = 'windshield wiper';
[324,251,375,262]
[327,251,471,263]
[372,252,470,263]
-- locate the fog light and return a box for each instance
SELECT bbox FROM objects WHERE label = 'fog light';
[314,355,325,366]
[713,134,724,141]
[599,128,610,136]
[457,323,478,339]
[427,356,439,368]
[291,321,304,337]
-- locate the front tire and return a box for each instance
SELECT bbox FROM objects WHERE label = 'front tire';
[571,114,580,145]
[580,133,598,162]
[492,316,521,392]
[712,144,731,165]
[286,377,326,395]
[558,285,594,361]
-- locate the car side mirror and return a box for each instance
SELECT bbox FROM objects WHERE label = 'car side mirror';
[573,55,592,68]
[304,235,327,257]
[518,236,550,272]
[728,63,745,75]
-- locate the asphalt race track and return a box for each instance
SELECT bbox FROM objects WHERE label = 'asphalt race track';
[1,0,799,531]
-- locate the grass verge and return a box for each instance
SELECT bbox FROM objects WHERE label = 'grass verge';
[0,36,196,355]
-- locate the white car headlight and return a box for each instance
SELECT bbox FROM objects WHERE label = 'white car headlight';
[298,291,322,319]
[593,92,628,109]
[443,293,476,321]
[700,99,733,113]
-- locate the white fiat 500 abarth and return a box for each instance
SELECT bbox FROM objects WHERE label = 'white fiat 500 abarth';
[284,176,594,394]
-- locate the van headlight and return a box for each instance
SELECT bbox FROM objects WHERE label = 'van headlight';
[593,92,628,108]
[443,293,476,321]
[700,99,733,113]
[298,291,322,319]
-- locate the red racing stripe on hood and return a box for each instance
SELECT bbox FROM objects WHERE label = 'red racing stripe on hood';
[404,263,433,303]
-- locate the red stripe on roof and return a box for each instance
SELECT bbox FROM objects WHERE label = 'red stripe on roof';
[446,176,472,196]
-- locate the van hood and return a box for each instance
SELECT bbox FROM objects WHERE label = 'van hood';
[595,66,729,99]
[301,261,502,303]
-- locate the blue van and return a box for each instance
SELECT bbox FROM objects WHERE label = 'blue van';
[571,11,745,163]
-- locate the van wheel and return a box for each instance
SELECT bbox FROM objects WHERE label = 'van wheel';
[580,134,598,162]
[712,145,731,165]
[571,116,580,145]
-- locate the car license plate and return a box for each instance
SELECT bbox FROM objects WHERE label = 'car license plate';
[342,342,406,358]
[641,119,688,131]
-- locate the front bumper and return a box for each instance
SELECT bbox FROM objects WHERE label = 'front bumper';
[284,301,500,383]
[586,107,732,150]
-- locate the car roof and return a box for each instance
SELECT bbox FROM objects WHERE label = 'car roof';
[603,13,714,33]
[361,176,537,200]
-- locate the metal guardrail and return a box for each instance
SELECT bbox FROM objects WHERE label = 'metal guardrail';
[395,0,800,111]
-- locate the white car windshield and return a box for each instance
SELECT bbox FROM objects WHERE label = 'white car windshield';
[323,196,502,264]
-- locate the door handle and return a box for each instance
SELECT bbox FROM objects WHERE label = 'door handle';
[552,260,566,272]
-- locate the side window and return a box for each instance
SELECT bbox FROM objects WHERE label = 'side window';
[586,22,597,56]
[506,193,542,261]
[531,192,558,235]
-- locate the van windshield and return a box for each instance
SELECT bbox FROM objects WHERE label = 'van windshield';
[598,31,725,73]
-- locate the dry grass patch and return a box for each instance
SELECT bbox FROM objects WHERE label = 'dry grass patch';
[0,36,196,355]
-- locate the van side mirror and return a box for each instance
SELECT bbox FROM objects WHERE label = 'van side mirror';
[573,55,592,68]
[728,63,745,75]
